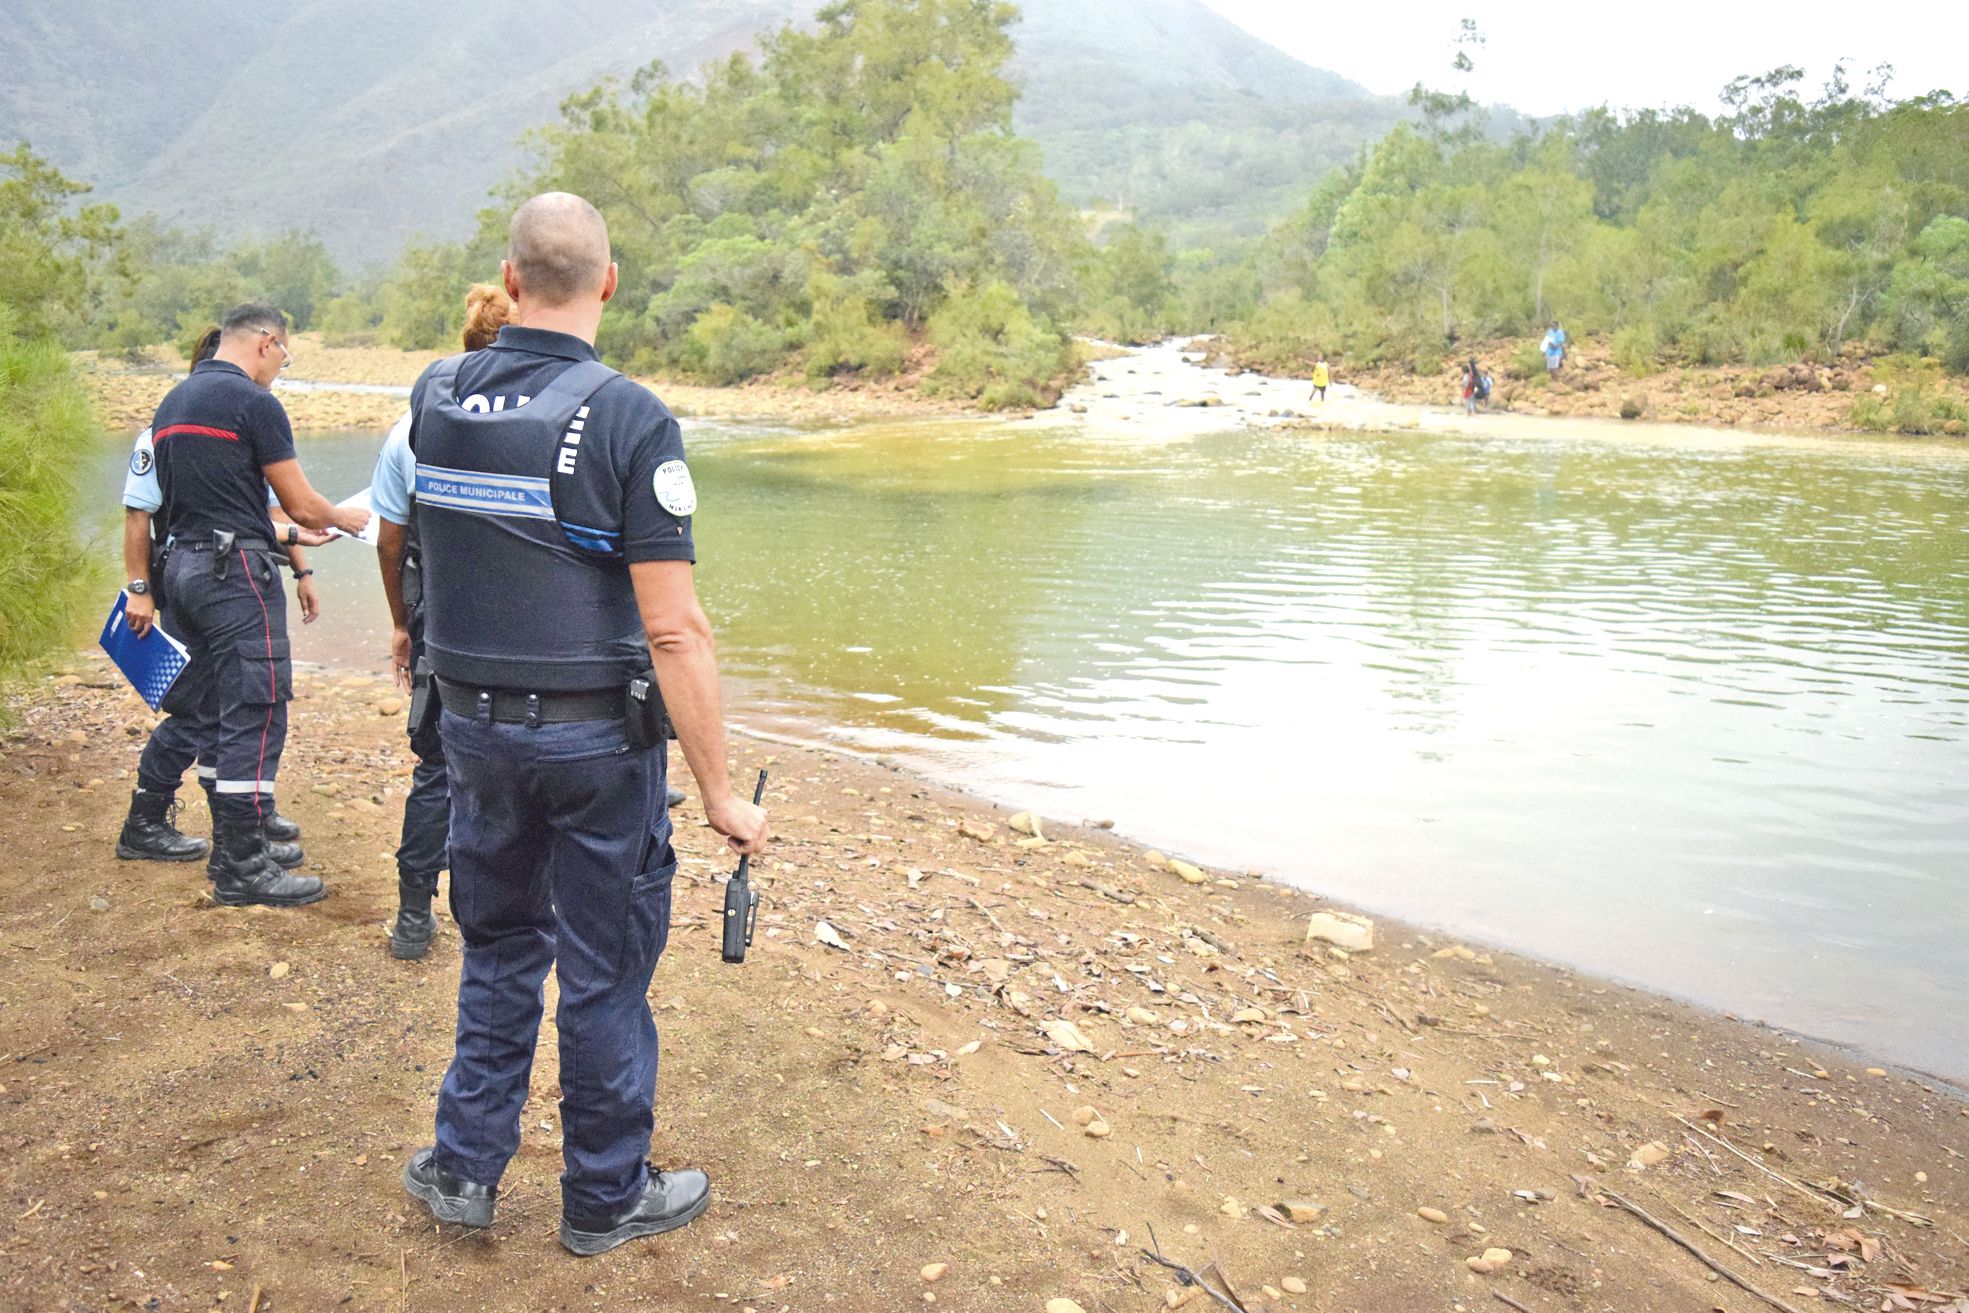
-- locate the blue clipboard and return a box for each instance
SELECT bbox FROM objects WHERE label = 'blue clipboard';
[99,591,190,710]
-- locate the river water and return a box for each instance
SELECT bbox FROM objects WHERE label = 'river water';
[92,411,1969,1083]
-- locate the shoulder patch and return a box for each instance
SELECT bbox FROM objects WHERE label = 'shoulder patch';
[130,445,153,477]
[653,459,697,516]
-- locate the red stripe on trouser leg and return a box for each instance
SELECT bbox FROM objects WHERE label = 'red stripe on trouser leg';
[238,548,277,823]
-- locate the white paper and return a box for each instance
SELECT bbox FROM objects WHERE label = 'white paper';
[323,487,380,545]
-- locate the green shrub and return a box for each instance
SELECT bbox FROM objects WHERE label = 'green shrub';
[926,281,1073,410]
[1507,339,1547,380]
[1848,392,1889,431]
[1219,296,1339,375]
[319,289,384,346]
[1611,323,1661,376]
[803,282,908,381]
[0,308,101,699]
[674,303,787,385]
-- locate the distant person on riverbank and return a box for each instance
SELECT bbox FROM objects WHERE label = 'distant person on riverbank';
[132,303,369,908]
[1310,355,1330,403]
[368,282,516,961]
[115,326,317,875]
[398,192,767,1256]
[1541,321,1567,374]
[1461,358,1483,414]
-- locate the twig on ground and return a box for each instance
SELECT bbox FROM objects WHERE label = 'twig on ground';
[1673,1116,1934,1228]
[966,897,1011,936]
[247,1284,263,1313]
[1139,1239,1252,1313]
[1492,1293,1539,1313]
[1598,1189,1805,1313]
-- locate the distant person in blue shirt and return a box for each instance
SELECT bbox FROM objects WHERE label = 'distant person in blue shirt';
[1541,321,1568,375]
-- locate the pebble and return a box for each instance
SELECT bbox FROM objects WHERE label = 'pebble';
[1046,1301,1088,1313]
[1279,1200,1324,1223]
[920,1263,946,1283]
[1866,1067,1888,1077]
[1628,1141,1670,1169]
[1304,911,1373,952]
[1170,860,1208,885]
[88,896,110,913]
[1126,1006,1159,1026]
[268,961,291,980]
[375,699,403,716]
[1084,1119,1111,1138]
[1417,1207,1448,1224]
[1281,1277,1308,1295]
[1071,1105,1099,1126]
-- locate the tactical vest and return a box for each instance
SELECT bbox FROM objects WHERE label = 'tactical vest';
[409,355,644,692]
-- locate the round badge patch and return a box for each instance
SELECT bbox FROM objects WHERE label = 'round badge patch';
[130,446,154,477]
[653,459,697,516]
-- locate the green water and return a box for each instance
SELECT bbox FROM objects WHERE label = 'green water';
[93,416,1969,1082]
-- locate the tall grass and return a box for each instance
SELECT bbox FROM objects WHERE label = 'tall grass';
[0,306,101,705]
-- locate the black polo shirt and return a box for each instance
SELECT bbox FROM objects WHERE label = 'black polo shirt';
[152,359,296,543]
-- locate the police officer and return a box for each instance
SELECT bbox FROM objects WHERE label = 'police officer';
[397,194,767,1256]
[369,285,513,959]
[117,326,316,873]
[145,303,370,907]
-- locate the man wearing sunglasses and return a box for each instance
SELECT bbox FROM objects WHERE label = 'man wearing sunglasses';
[141,302,371,907]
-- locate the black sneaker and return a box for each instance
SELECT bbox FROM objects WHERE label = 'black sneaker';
[559,1167,710,1256]
[401,1146,496,1228]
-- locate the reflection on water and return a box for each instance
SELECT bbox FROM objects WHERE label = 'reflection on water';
[92,418,1969,1080]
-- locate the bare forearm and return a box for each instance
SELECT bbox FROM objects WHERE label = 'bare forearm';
[648,620,734,809]
[277,489,339,532]
[377,520,410,628]
[121,510,151,584]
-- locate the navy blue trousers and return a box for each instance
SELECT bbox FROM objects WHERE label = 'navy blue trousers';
[134,593,218,796]
[155,545,290,827]
[395,630,449,887]
[431,708,675,1219]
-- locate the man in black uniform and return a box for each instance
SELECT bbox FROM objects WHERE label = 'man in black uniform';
[146,303,370,907]
[117,325,318,872]
[398,193,768,1256]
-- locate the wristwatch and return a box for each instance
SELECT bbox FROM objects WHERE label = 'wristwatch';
[283,523,300,547]
[292,567,315,581]
[128,579,149,596]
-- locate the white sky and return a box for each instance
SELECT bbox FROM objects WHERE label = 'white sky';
[1197,0,1969,118]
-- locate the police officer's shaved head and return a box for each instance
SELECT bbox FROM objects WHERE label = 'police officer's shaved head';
[508,193,612,307]
[221,302,289,341]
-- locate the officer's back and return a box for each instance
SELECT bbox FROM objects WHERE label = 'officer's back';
[399,192,767,1259]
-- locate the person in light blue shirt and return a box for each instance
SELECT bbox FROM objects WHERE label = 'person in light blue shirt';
[1541,321,1567,374]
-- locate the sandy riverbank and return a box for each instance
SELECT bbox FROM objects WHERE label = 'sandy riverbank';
[77,333,981,435]
[2,665,1964,1312]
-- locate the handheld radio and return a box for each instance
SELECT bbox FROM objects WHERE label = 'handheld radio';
[721,770,767,964]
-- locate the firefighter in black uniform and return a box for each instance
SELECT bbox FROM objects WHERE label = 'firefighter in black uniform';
[143,303,370,907]
[397,194,767,1256]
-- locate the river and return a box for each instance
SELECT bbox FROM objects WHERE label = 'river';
[90,399,1969,1084]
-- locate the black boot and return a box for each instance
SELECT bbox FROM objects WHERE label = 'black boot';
[390,872,439,960]
[203,784,303,868]
[116,790,209,863]
[211,822,325,908]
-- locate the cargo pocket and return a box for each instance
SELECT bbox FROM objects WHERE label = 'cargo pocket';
[233,635,294,705]
[626,840,678,967]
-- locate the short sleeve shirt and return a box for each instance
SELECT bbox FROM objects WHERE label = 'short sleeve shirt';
[152,359,297,542]
[370,409,415,525]
[123,427,161,513]
[407,325,694,563]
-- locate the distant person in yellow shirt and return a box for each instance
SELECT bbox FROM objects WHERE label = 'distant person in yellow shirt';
[1310,355,1330,402]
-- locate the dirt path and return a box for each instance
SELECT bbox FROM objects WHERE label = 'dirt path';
[2,665,1964,1313]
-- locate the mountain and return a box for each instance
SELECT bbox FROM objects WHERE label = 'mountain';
[0,0,1407,264]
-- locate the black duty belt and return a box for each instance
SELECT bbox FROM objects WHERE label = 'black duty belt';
[176,536,276,552]
[436,678,622,725]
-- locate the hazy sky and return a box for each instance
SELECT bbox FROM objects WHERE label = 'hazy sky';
[1198,1,1969,118]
